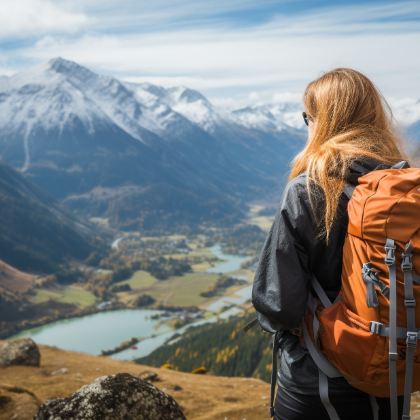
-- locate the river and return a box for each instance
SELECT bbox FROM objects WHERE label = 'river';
[12,242,252,360]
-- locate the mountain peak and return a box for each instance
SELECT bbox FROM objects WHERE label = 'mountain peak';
[46,57,96,81]
[169,86,208,104]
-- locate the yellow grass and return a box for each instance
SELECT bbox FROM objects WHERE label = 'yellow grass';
[0,343,273,420]
[29,286,96,308]
[119,270,157,289]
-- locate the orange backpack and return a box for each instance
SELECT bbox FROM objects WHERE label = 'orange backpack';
[304,162,420,420]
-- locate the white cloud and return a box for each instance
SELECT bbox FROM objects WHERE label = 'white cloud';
[1,0,419,104]
[0,0,90,38]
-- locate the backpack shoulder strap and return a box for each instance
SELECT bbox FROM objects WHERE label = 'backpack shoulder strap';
[343,183,356,200]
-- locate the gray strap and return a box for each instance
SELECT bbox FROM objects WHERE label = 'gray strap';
[302,319,342,378]
[242,317,258,333]
[311,274,333,308]
[307,277,341,420]
[402,242,417,420]
[362,263,389,307]
[391,160,410,169]
[319,369,340,420]
[369,395,379,420]
[269,331,282,418]
[369,321,420,339]
[385,238,398,420]
[313,307,320,339]
[343,183,356,200]
[365,275,379,308]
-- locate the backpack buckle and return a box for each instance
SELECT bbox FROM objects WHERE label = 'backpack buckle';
[384,244,396,266]
[404,298,416,308]
[406,331,418,348]
[401,253,413,272]
[370,321,383,335]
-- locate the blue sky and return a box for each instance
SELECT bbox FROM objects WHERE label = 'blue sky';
[0,0,419,108]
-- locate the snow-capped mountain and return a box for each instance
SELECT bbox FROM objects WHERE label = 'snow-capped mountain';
[126,82,224,133]
[389,98,420,154]
[0,57,304,232]
[231,102,304,132]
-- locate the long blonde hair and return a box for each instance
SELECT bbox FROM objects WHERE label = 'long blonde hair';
[289,67,407,242]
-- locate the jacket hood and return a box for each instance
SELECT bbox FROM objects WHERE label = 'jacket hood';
[346,157,410,185]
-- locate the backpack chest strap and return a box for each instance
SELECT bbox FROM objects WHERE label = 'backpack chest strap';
[369,321,420,339]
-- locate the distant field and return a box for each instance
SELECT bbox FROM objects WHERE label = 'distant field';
[27,243,247,311]
[140,234,187,242]
[166,245,220,271]
[115,245,235,307]
[227,268,254,282]
[145,272,220,306]
[245,203,274,231]
[29,286,96,307]
[118,270,220,307]
[190,260,213,271]
[120,270,157,289]
[167,247,214,259]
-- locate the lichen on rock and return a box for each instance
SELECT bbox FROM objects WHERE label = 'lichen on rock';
[35,372,186,420]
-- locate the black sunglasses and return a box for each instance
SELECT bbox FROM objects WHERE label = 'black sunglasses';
[302,111,312,126]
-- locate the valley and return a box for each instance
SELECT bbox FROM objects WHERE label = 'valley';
[5,202,273,363]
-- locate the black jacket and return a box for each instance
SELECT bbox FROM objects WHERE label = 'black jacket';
[251,157,397,393]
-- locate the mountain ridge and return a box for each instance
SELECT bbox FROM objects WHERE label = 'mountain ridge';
[0,57,306,232]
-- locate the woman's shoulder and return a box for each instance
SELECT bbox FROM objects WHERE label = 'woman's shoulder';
[277,173,327,229]
[283,173,307,193]
[281,173,314,204]
[276,173,313,221]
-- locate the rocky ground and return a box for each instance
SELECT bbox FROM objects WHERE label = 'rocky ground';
[0,340,271,419]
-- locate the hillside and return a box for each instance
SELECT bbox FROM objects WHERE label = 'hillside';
[0,260,37,293]
[137,310,273,382]
[0,342,272,420]
[0,158,107,274]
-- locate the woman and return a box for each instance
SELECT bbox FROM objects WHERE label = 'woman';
[251,67,409,420]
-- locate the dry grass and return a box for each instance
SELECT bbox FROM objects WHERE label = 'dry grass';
[0,261,37,293]
[0,343,270,420]
[29,285,96,307]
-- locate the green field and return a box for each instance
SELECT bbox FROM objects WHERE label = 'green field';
[118,270,220,307]
[30,286,96,308]
[27,241,250,311]
[144,272,220,306]
[120,270,157,289]
[116,245,251,308]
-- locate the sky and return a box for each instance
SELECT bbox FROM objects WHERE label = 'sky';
[0,0,419,109]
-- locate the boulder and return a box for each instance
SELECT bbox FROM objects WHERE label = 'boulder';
[35,372,186,420]
[0,337,40,367]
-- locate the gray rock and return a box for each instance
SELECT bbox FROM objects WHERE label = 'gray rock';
[35,372,186,420]
[0,337,40,367]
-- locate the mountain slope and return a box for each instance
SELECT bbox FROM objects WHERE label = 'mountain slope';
[0,159,105,273]
[0,57,305,232]
[137,310,272,382]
